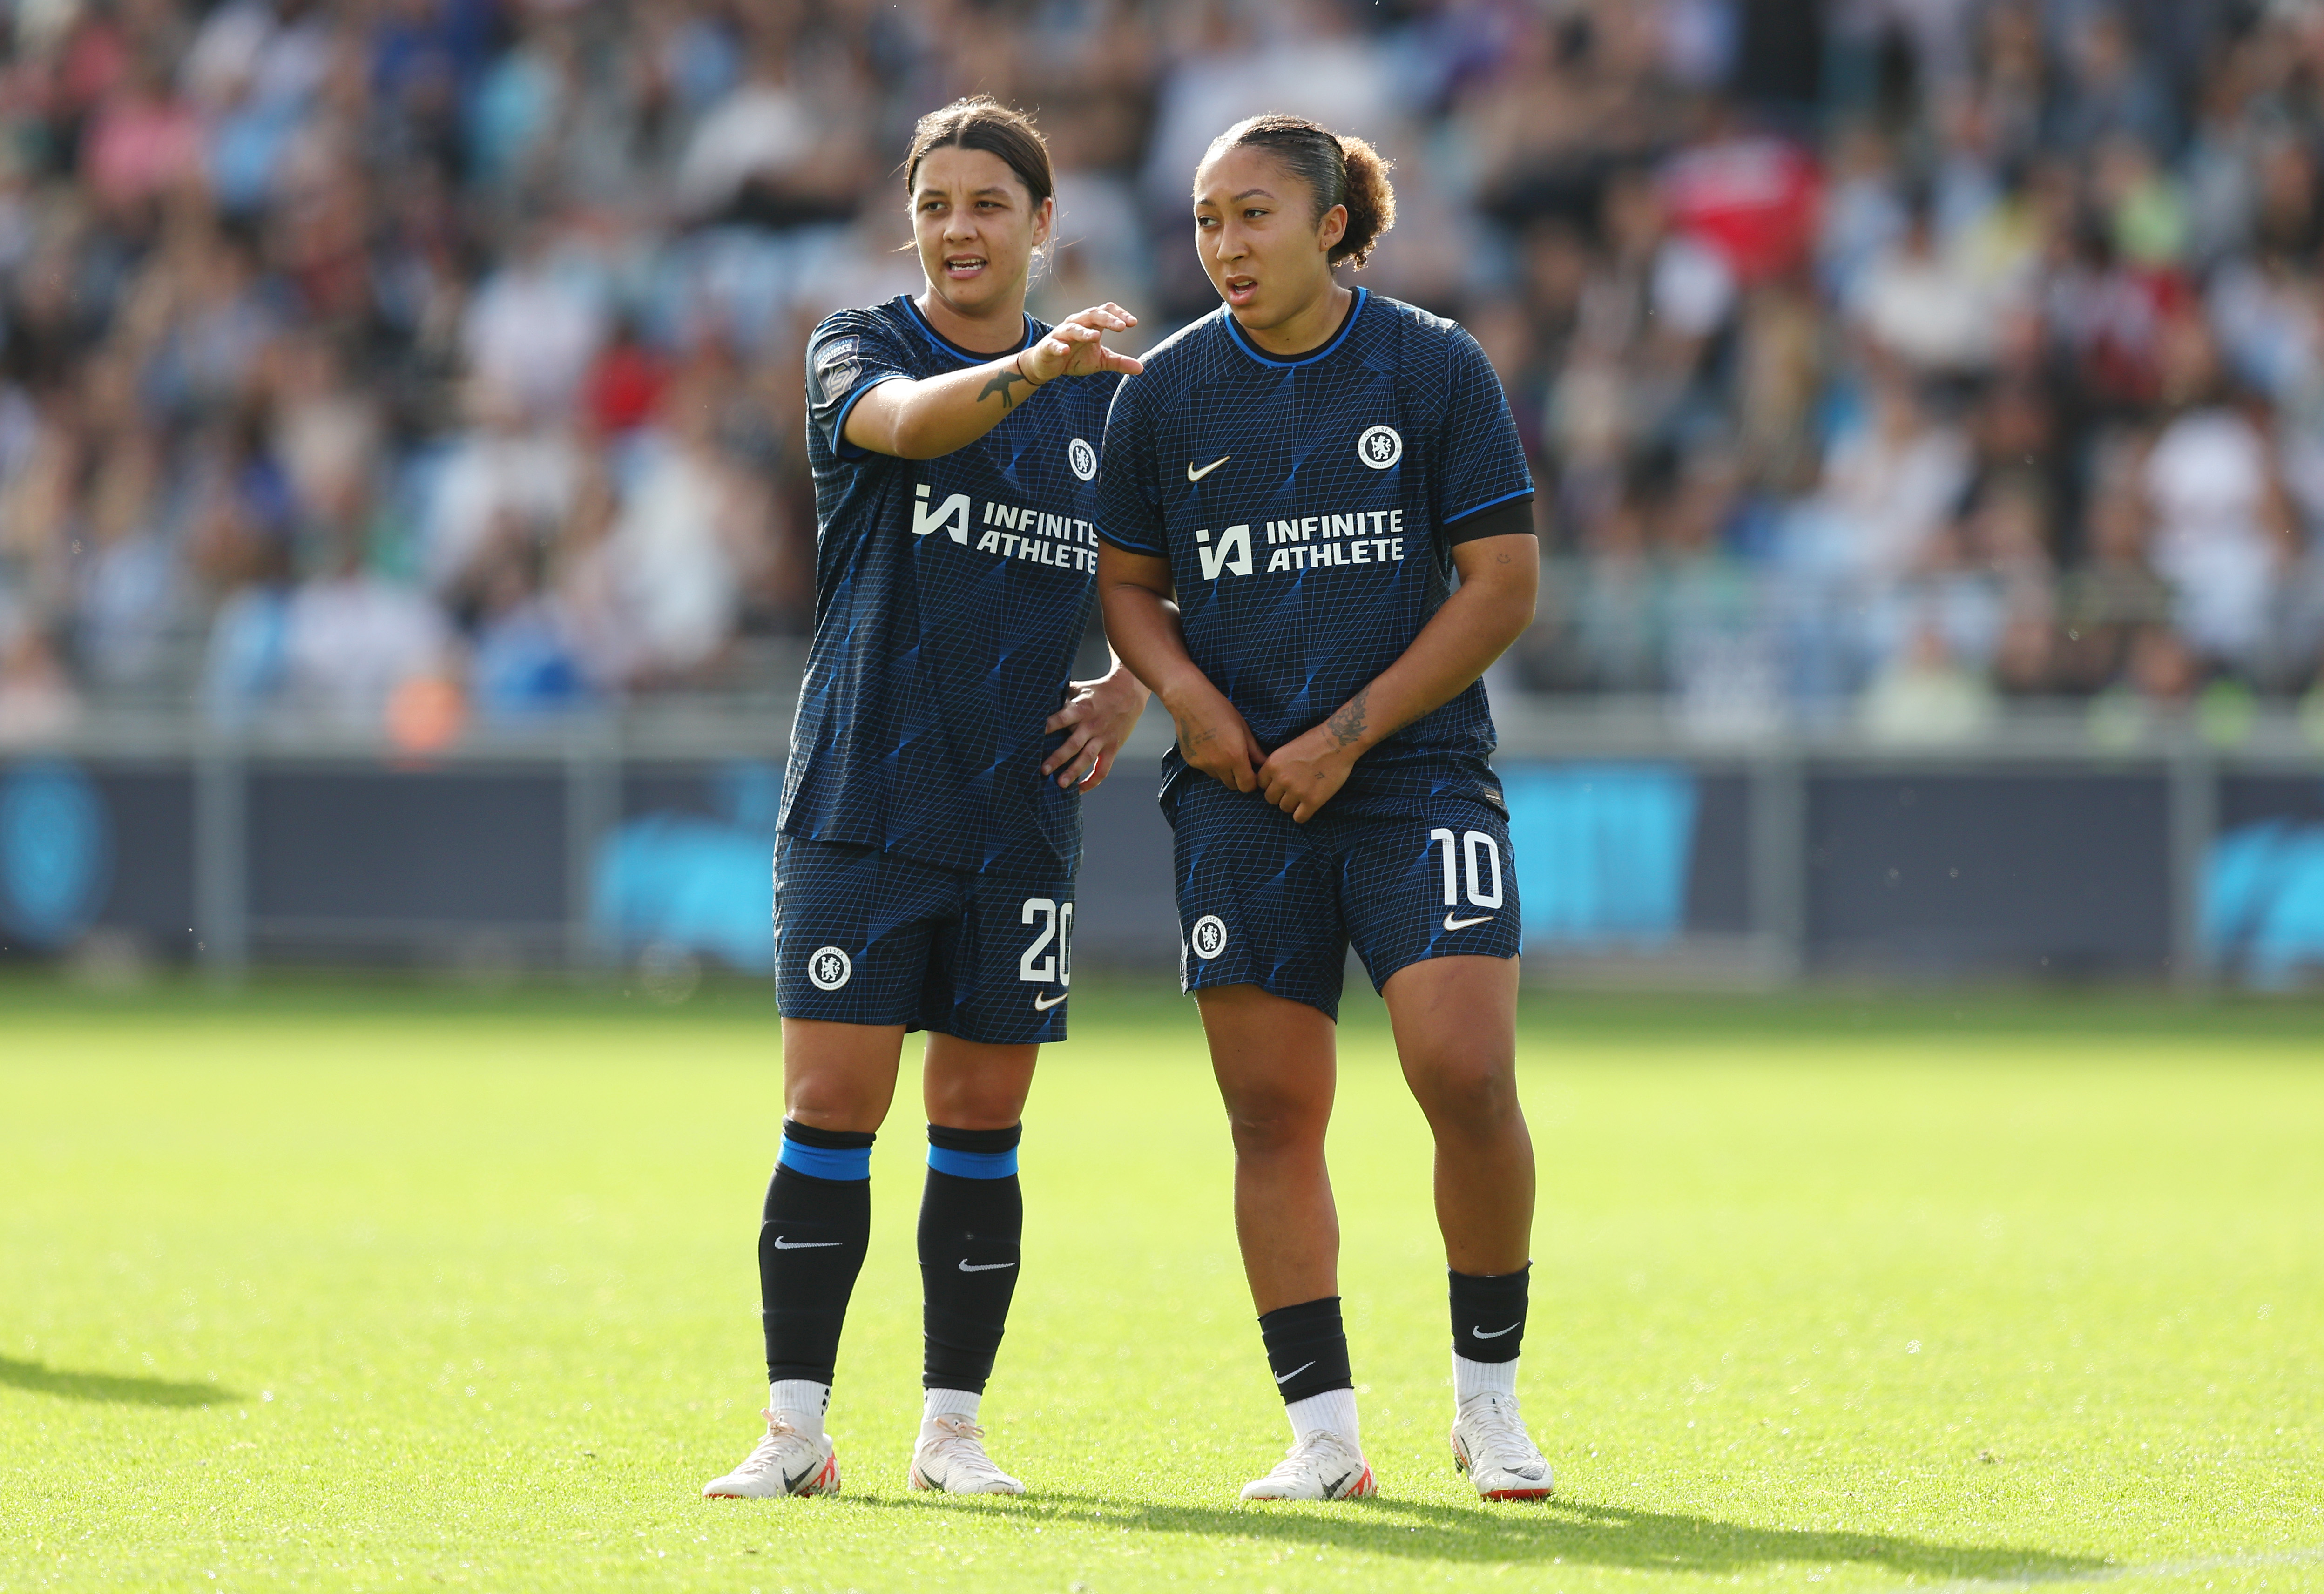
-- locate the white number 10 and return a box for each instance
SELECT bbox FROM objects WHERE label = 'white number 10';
[1428,827,1503,908]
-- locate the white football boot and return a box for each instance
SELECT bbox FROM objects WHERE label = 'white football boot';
[907,1413,1025,1494]
[701,1411,840,1499]
[1449,1392,1554,1500]
[1238,1430,1377,1501]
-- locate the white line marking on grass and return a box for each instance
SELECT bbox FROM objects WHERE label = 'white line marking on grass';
[1923,1544,2324,1591]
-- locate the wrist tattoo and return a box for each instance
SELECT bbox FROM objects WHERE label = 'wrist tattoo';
[1325,687,1369,750]
[977,364,1030,410]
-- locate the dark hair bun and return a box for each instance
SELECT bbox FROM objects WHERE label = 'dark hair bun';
[1331,134,1396,270]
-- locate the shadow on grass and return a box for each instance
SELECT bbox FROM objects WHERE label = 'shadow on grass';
[848,1491,2106,1580]
[0,1355,236,1407]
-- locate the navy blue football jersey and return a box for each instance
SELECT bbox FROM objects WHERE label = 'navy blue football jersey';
[1094,289,1534,815]
[784,295,1118,876]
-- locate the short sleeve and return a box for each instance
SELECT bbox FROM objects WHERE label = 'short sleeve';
[806,310,914,461]
[1436,327,1535,533]
[1094,374,1166,555]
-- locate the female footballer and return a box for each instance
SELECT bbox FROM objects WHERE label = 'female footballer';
[703,97,1147,1501]
[1096,114,1552,1502]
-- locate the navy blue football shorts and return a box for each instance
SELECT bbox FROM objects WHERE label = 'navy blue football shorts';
[774,835,1075,1045]
[1168,777,1522,1020]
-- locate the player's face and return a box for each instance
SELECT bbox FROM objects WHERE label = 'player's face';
[911,146,1053,320]
[1192,145,1346,330]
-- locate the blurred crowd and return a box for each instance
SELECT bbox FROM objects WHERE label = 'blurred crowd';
[5,0,2324,743]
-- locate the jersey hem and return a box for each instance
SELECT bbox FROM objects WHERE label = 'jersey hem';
[828,372,908,461]
[1445,486,1538,526]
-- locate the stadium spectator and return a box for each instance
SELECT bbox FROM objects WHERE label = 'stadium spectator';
[7,0,2324,731]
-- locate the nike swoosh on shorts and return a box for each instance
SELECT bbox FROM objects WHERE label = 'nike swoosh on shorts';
[1444,913,1496,931]
[1032,992,1067,1011]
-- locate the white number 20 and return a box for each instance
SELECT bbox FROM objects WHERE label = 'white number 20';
[1428,828,1503,908]
[1019,898,1074,984]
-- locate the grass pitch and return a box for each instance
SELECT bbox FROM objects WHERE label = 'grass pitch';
[1,979,2318,1594]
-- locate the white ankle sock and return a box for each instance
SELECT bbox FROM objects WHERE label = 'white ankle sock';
[768,1379,830,1438]
[1284,1387,1360,1449]
[1454,1353,1518,1406]
[923,1387,980,1425]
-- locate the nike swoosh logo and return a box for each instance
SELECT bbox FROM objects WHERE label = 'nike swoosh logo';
[1186,455,1230,482]
[771,1237,844,1250]
[1032,992,1067,1011]
[958,1259,1017,1272]
[1444,913,1496,931]
[780,1461,812,1493]
[1325,1470,1356,1496]
[1472,1321,1520,1339]
[1274,1361,1315,1385]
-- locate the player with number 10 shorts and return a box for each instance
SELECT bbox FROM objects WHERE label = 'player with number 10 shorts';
[1099,113,1554,1506]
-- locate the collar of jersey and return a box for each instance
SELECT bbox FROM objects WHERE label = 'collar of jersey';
[898,295,1036,365]
[1222,287,1368,368]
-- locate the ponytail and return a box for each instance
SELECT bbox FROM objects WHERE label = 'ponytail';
[1204,114,1398,270]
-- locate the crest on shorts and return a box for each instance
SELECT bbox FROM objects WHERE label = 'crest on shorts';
[807,945,852,990]
[1189,914,1229,960]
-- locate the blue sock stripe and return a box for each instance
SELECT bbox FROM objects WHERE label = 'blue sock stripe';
[927,1144,1018,1179]
[780,1138,873,1180]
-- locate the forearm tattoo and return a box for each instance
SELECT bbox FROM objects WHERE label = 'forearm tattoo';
[977,364,1030,410]
[1325,687,1369,750]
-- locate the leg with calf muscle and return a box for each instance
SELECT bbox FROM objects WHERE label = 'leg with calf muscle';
[916,1034,1036,1399]
[1198,984,1340,1314]
[1382,956,1531,1277]
[759,1019,907,1427]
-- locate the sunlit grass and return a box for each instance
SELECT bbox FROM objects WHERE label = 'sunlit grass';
[1,979,2318,1592]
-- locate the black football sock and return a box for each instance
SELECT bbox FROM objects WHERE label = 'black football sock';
[1258,1296,1354,1403]
[1450,1263,1529,1363]
[918,1123,1024,1394]
[759,1119,874,1387]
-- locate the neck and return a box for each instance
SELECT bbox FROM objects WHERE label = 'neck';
[915,281,1028,355]
[1240,280,1353,357]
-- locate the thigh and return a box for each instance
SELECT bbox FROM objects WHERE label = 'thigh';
[1196,982,1338,1133]
[1335,799,1521,996]
[918,868,1077,1046]
[774,835,948,1027]
[1170,779,1348,1019]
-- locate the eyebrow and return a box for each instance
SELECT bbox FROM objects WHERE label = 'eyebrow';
[1193,187,1277,205]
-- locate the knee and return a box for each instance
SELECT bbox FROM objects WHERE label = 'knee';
[1223,1091,1329,1160]
[1412,1057,1521,1140]
[786,1072,886,1133]
[924,1077,1026,1132]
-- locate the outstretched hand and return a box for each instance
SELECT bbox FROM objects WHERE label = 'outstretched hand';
[1022,302,1145,383]
[1042,666,1150,790]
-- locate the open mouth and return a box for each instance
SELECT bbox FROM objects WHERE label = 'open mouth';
[943,255,988,279]
[1224,274,1257,306]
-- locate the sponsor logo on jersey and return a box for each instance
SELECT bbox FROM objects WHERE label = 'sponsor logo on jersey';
[1069,437,1098,481]
[807,946,852,990]
[1189,914,1229,960]
[1357,424,1403,469]
[912,482,1101,572]
[1188,508,1409,580]
[1187,454,1231,482]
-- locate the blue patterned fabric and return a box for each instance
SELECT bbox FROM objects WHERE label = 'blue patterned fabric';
[1168,777,1520,1020]
[774,833,1074,1044]
[1094,289,1534,819]
[783,296,1120,878]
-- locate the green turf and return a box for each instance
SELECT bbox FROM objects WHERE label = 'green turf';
[2,979,2318,1593]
